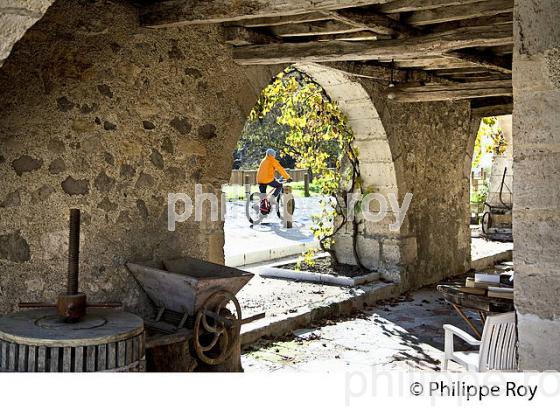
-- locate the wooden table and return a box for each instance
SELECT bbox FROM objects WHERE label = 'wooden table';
[437,284,514,338]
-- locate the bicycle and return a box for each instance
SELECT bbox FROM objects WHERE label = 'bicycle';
[245,177,295,225]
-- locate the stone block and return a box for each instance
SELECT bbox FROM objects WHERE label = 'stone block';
[360,162,398,187]
[517,313,560,371]
[514,153,560,209]
[350,118,387,141]
[354,139,393,163]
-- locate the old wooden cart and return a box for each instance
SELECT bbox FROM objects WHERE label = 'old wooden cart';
[127,256,263,370]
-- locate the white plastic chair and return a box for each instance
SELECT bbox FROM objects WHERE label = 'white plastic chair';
[443,311,518,372]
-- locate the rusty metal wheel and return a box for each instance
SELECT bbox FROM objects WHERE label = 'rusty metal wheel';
[193,289,242,366]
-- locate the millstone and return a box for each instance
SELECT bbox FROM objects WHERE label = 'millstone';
[0,308,144,372]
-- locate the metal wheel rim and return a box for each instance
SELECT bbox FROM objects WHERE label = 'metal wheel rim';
[193,289,242,366]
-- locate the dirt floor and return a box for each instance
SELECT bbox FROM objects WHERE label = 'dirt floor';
[280,256,369,278]
[237,270,357,318]
[241,282,486,373]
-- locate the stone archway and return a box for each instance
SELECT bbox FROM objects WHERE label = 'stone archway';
[0,1,55,68]
[289,63,407,282]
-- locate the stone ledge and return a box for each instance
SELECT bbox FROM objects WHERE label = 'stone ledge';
[240,281,400,347]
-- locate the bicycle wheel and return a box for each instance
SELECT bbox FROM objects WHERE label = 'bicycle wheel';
[246,192,264,225]
[481,211,492,234]
[276,193,296,219]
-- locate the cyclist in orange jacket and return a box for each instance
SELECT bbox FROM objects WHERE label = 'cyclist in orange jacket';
[256,149,292,198]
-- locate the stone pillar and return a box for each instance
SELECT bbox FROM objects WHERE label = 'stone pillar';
[513,0,560,370]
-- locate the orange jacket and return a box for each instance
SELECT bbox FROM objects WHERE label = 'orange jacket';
[257,155,290,184]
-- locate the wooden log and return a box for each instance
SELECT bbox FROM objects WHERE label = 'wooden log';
[271,20,364,37]
[396,57,474,69]
[224,26,279,45]
[334,9,421,36]
[405,0,513,26]
[445,51,511,75]
[387,80,512,102]
[378,0,485,14]
[240,11,331,27]
[332,9,512,75]
[426,12,513,33]
[316,31,383,41]
[471,98,513,117]
[233,26,512,64]
[140,0,391,28]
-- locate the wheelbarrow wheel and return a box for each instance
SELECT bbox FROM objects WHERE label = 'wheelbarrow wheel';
[193,289,242,366]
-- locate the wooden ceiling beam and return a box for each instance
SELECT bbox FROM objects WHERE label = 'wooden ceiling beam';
[140,0,391,28]
[404,0,514,27]
[315,31,385,41]
[445,51,511,75]
[425,12,513,33]
[330,9,512,75]
[377,0,486,14]
[386,79,512,102]
[270,20,364,37]
[321,61,454,84]
[224,27,280,46]
[471,97,513,116]
[333,9,421,37]
[233,26,512,65]
[239,12,332,28]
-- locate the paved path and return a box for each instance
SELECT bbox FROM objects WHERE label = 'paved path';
[242,285,472,373]
[224,197,325,266]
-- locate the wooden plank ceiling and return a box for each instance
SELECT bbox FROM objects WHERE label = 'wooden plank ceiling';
[139,0,513,110]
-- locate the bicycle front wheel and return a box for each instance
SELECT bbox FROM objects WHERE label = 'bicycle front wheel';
[276,194,296,220]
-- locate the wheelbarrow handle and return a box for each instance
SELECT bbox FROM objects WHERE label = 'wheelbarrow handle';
[202,310,266,328]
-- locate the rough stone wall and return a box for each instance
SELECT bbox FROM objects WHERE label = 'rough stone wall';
[513,0,560,371]
[0,0,55,68]
[357,80,473,289]
[0,0,276,315]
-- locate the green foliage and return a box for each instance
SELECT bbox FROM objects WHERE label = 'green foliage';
[249,67,365,268]
[473,117,507,168]
[236,107,293,169]
[471,180,489,205]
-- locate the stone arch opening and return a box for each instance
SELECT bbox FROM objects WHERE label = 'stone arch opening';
[465,114,513,264]
[227,63,408,282]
